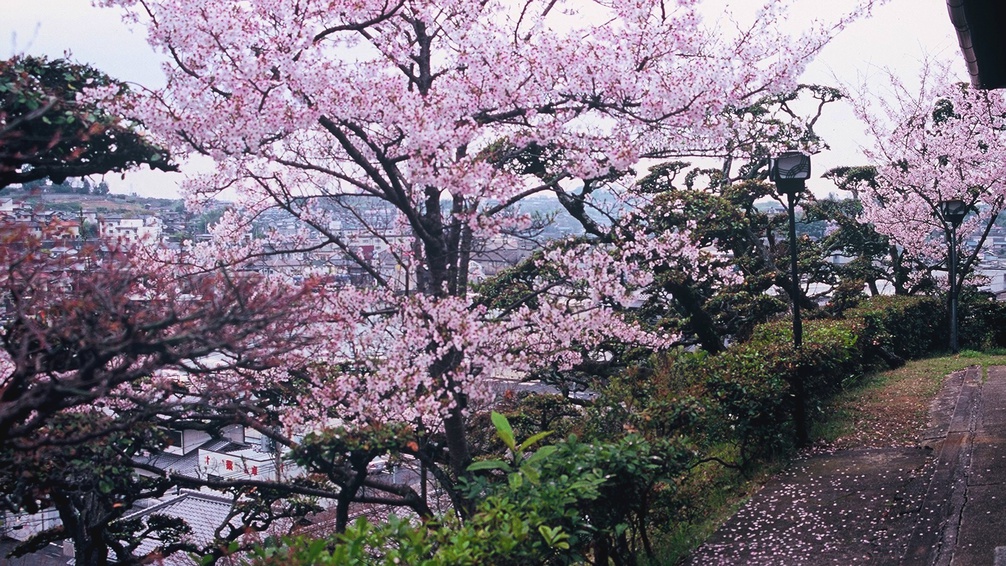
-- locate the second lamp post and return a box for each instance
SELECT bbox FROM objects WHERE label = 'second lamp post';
[939,199,968,354]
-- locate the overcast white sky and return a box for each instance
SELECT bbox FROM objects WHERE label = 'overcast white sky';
[1,0,968,199]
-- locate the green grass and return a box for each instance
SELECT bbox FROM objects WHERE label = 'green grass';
[811,401,857,442]
[884,351,1006,387]
[813,351,1006,447]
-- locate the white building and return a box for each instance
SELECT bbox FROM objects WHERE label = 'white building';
[99,215,162,242]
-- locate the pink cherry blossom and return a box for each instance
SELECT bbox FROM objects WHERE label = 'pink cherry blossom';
[97,0,880,472]
[852,60,1006,282]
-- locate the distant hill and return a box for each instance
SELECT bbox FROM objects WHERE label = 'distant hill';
[1,190,184,215]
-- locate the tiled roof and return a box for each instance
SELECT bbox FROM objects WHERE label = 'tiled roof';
[201,439,242,452]
[137,448,201,479]
[125,490,237,565]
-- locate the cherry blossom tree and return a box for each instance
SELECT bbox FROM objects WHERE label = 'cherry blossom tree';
[851,62,1006,291]
[98,0,877,508]
[0,223,321,564]
[0,228,314,446]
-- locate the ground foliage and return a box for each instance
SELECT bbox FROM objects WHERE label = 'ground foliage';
[249,294,991,565]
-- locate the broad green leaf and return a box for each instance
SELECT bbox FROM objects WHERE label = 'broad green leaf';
[491,411,516,451]
[519,463,541,485]
[518,430,553,452]
[538,525,570,549]
[508,472,523,490]
[524,444,558,465]
[467,459,509,472]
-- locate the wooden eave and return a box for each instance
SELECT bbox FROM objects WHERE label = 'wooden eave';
[948,0,1006,89]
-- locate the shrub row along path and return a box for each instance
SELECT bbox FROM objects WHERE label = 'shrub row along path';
[687,365,1006,565]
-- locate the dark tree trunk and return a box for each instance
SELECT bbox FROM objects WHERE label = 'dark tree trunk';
[416,194,474,492]
[867,278,880,296]
[53,492,111,566]
[334,465,368,533]
[664,280,723,354]
[594,536,610,566]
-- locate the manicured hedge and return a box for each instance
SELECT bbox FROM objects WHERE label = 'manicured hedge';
[689,317,864,457]
[844,295,943,361]
[958,290,1006,351]
[683,295,947,458]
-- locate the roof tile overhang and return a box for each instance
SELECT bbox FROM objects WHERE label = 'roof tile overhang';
[948,0,1006,89]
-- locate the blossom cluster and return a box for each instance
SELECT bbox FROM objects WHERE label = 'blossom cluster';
[99,0,874,429]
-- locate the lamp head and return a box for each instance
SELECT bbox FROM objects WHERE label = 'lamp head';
[770,151,811,195]
[939,199,968,228]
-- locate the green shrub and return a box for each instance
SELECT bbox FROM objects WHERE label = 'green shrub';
[958,289,1006,351]
[698,340,792,459]
[253,414,690,566]
[695,317,863,459]
[845,295,943,361]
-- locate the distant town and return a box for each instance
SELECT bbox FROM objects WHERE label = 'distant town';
[0,180,593,291]
[10,180,1006,300]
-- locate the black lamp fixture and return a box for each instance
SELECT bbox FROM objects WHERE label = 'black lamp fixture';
[939,199,968,228]
[769,151,812,195]
[938,198,969,354]
[769,150,811,350]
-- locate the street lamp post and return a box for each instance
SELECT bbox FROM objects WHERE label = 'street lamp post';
[770,152,811,348]
[770,151,811,446]
[939,199,968,354]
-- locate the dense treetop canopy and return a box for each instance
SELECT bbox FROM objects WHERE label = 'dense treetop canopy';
[91,0,879,476]
[0,55,176,189]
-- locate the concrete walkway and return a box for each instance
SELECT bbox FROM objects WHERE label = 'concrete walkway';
[687,366,1006,565]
